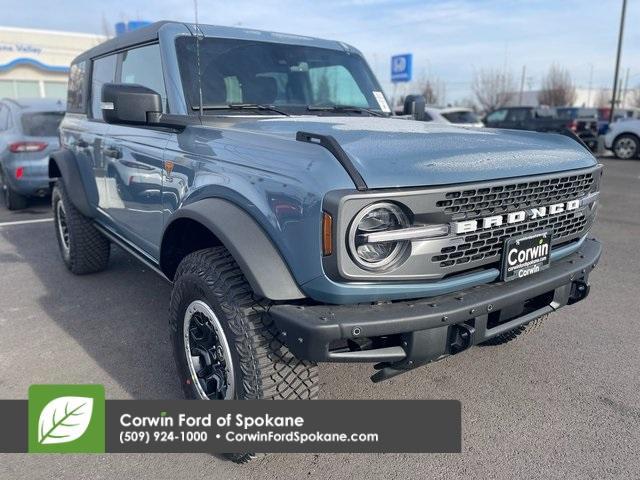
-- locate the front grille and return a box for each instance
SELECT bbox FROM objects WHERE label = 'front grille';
[333,165,601,282]
[434,172,595,221]
[432,213,591,268]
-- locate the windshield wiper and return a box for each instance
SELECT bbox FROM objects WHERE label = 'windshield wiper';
[307,104,386,117]
[192,103,290,116]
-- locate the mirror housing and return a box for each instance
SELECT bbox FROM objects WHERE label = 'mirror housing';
[101,83,162,125]
[403,94,426,121]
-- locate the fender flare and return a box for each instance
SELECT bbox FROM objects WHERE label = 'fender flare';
[48,149,97,218]
[161,198,306,301]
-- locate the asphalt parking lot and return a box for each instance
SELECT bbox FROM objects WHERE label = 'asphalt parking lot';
[1,157,639,479]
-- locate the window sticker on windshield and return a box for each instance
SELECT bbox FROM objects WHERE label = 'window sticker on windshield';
[373,91,391,113]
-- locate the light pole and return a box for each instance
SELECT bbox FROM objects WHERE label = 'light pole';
[609,0,627,123]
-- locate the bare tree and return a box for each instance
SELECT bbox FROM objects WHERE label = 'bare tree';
[472,68,516,112]
[452,97,478,110]
[537,64,577,106]
[420,77,446,105]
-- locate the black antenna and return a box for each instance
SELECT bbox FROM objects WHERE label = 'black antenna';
[194,0,203,117]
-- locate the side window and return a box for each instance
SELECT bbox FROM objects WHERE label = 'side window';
[91,55,117,120]
[67,61,86,113]
[486,109,507,123]
[507,109,528,122]
[119,44,167,112]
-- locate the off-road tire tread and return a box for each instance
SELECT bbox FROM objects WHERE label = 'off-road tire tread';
[479,314,547,346]
[53,181,110,274]
[170,247,319,464]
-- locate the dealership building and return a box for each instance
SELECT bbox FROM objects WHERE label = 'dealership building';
[0,26,106,101]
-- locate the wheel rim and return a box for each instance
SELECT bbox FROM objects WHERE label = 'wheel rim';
[183,300,235,400]
[614,138,637,159]
[56,200,70,255]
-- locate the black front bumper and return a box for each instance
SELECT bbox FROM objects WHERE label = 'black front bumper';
[270,238,601,368]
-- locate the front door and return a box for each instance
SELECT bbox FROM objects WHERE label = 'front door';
[102,43,170,258]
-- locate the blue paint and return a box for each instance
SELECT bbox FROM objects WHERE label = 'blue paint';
[228,116,598,189]
[0,57,69,73]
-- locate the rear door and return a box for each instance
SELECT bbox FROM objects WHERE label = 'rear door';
[505,108,531,130]
[102,43,170,257]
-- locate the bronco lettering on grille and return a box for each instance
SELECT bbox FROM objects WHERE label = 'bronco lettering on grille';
[451,199,580,234]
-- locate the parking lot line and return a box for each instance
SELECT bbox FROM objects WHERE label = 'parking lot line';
[0,218,53,228]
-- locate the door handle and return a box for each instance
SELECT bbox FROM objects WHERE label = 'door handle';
[103,147,122,159]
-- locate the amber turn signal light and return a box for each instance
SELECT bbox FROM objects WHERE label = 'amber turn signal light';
[322,212,333,256]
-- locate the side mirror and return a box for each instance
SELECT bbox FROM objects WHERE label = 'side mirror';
[403,94,426,121]
[101,83,162,125]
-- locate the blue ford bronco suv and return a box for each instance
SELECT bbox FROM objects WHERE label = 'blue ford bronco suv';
[51,22,602,412]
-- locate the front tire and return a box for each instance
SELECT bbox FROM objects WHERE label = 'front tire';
[612,134,639,159]
[52,181,110,274]
[169,247,319,463]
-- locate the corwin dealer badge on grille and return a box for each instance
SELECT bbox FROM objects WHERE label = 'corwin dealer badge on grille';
[501,230,552,282]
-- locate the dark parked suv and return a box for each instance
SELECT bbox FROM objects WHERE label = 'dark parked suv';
[50,21,602,461]
[483,106,596,150]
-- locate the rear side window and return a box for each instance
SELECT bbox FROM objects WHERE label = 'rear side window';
[119,44,167,112]
[90,55,117,120]
[507,109,529,122]
[21,112,65,137]
[67,61,87,113]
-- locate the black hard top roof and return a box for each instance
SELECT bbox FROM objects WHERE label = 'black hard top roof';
[72,21,179,64]
[71,20,354,65]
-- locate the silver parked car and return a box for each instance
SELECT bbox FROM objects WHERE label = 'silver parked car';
[0,98,65,209]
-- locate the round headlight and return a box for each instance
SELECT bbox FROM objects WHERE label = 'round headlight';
[348,202,410,271]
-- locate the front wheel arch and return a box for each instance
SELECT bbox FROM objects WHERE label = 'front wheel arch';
[160,198,305,301]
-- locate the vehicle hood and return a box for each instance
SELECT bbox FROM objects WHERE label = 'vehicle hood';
[225,116,598,189]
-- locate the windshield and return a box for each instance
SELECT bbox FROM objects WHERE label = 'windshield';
[21,112,64,137]
[441,110,479,124]
[175,37,389,115]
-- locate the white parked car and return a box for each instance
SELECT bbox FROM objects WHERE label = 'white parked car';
[604,119,640,159]
[424,107,484,127]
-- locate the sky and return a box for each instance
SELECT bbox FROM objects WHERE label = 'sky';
[5,0,639,104]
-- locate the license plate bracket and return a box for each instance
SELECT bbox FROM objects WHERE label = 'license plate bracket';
[501,230,552,282]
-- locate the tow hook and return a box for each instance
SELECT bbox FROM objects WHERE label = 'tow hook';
[449,323,475,355]
[568,280,590,304]
[370,323,477,383]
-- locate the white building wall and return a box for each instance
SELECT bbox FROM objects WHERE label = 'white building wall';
[0,26,106,100]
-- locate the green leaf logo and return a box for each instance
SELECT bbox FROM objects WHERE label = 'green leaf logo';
[37,396,94,445]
